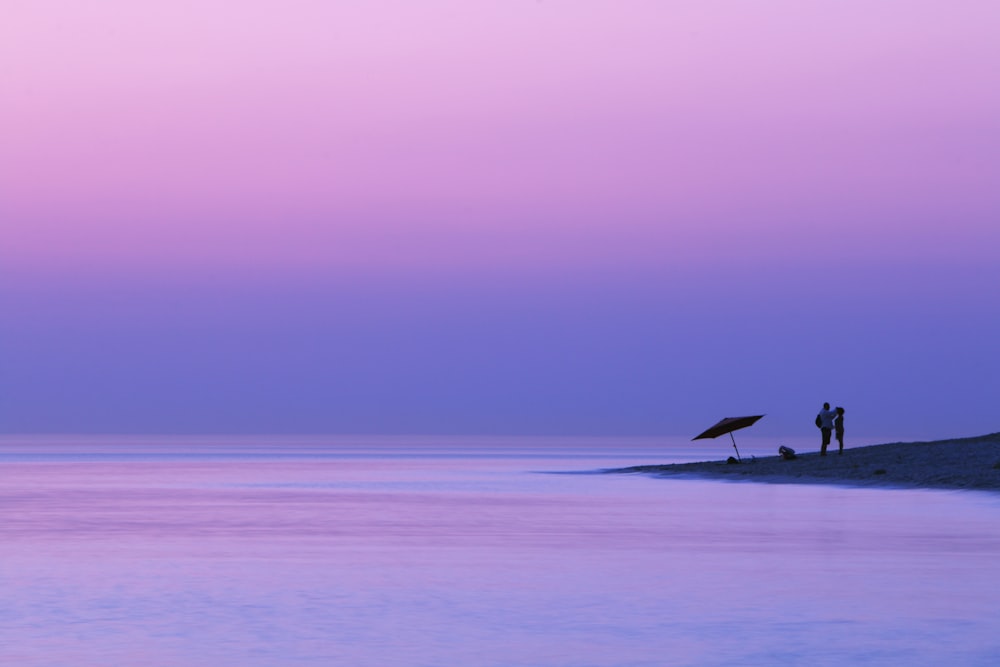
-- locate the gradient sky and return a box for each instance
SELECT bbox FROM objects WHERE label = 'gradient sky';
[2,1,999,439]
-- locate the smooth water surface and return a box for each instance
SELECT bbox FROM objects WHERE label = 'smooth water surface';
[2,436,999,666]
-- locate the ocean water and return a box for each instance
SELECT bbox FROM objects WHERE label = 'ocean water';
[2,435,999,667]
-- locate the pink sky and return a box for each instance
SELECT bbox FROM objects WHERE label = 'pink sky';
[4,1,998,274]
[2,2,999,436]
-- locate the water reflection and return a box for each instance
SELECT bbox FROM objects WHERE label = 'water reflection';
[1,437,999,666]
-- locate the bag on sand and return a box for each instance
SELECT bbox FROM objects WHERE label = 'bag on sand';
[779,445,797,460]
[815,414,822,428]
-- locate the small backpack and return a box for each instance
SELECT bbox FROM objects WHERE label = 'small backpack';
[815,414,822,428]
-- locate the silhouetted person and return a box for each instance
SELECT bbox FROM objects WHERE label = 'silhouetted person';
[817,402,837,456]
[835,407,845,454]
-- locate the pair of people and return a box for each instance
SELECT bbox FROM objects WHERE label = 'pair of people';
[816,403,845,455]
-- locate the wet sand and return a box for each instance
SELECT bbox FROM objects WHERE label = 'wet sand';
[616,433,1000,492]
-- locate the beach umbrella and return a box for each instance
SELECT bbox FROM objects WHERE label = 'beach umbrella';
[692,415,764,462]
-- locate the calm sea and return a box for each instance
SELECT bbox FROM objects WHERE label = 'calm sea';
[2,435,999,667]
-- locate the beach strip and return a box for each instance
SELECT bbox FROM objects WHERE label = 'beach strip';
[615,433,1000,492]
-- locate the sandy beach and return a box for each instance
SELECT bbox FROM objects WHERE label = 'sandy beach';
[616,433,1000,492]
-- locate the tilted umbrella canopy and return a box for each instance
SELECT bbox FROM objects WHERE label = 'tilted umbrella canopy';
[692,415,764,461]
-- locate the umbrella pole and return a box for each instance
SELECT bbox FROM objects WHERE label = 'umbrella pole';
[730,432,742,462]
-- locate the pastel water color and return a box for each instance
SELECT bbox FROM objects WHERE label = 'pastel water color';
[2,436,1000,667]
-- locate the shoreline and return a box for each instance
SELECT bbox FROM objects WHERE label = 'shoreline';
[614,433,1000,492]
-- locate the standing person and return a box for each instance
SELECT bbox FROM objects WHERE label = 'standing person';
[835,407,845,454]
[816,402,838,456]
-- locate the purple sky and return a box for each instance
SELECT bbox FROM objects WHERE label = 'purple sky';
[3,1,999,439]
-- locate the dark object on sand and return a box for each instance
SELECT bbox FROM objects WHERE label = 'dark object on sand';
[778,445,796,460]
[727,456,739,464]
[873,468,887,475]
[693,415,765,463]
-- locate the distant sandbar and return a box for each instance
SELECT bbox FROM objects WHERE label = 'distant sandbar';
[615,433,1000,492]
